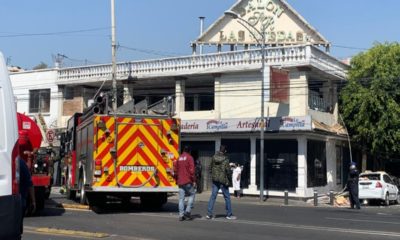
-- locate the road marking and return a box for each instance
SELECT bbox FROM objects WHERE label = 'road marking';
[46,206,91,212]
[128,212,400,238]
[221,219,400,238]
[377,212,392,216]
[24,226,109,238]
[326,217,400,225]
[57,203,91,210]
[25,226,155,240]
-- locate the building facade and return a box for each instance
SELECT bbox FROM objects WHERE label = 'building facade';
[10,0,349,198]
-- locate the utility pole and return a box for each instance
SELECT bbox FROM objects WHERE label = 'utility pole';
[199,17,205,55]
[224,10,267,202]
[111,0,117,112]
[110,0,118,163]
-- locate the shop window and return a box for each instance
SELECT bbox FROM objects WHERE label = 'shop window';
[256,139,298,191]
[29,89,50,113]
[221,139,251,189]
[307,140,327,187]
[181,141,215,192]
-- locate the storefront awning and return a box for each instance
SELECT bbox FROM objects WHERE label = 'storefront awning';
[312,120,347,136]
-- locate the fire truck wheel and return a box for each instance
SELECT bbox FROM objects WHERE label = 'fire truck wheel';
[87,193,106,207]
[34,187,46,212]
[66,187,76,200]
[78,178,88,205]
[140,193,167,210]
[45,186,51,199]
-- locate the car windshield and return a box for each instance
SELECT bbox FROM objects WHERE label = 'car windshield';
[360,174,380,180]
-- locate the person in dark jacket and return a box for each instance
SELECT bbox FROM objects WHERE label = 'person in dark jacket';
[19,157,35,237]
[347,162,361,209]
[174,146,196,221]
[206,145,236,220]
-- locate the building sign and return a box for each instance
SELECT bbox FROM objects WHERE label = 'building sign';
[181,116,311,133]
[196,0,328,46]
[46,129,55,144]
[220,0,302,44]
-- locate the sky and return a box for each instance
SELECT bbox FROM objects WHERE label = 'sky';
[1,0,399,70]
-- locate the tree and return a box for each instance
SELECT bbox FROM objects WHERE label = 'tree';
[32,62,48,70]
[340,42,400,169]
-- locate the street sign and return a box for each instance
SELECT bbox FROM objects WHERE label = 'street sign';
[46,129,55,144]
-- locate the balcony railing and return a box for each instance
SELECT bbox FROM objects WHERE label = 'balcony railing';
[58,45,347,84]
[309,90,331,112]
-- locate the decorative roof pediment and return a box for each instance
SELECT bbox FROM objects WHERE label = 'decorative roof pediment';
[196,0,329,46]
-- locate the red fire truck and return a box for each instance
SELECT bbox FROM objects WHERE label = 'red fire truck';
[62,95,180,208]
[17,113,53,211]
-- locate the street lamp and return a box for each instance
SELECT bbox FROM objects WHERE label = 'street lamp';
[224,10,267,201]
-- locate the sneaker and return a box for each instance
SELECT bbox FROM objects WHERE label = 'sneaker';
[206,214,214,219]
[226,215,237,220]
[184,212,192,220]
[179,216,185,221]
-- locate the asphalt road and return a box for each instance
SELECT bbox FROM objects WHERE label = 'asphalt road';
[22,191,400,240]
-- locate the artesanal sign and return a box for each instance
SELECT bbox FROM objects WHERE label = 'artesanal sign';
[181,116,312,133]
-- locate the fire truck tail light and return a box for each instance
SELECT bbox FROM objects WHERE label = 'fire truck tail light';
[94,160,102,177]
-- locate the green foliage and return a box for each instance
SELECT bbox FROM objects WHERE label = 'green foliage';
[32,62,48,70]
[340,42,400,159]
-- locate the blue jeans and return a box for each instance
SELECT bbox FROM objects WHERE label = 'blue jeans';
[207,181,232,217]
[178,183,196,217]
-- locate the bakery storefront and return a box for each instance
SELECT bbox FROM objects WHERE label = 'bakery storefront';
[181,116,345,198]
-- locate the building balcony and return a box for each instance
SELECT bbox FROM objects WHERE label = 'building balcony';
[57,45,347,85]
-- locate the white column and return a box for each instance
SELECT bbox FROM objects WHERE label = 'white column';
[248,136,258,191]
[123,84,132,104]
[296,136,307,197]
[214,77,221,119]
[57,86,64,127]
[326,139,336,189]
[175,79,185,117]
[215,138,221,153]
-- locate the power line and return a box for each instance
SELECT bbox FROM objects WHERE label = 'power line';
[118,44,186,58]
[0,27,110,38]
[331,44,368,51]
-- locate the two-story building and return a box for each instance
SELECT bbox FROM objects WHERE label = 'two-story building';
[10,0,349,198]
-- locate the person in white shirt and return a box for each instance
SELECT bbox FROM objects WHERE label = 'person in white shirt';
[232,163,242,198]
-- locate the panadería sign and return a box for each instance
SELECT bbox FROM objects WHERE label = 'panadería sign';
[181,116,312,133]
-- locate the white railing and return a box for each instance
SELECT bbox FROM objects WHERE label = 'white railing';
[58,45,347,84]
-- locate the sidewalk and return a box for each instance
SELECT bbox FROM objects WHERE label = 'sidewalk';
[169,191,316,207]
[52,186,335,208]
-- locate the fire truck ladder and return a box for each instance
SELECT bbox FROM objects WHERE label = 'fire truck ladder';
[34,113,50,147]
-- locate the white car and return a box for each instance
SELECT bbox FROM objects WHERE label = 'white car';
[359,171,400,206]
[0,52,21,239]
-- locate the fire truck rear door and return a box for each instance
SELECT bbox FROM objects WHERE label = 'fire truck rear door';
[115,118,161,188]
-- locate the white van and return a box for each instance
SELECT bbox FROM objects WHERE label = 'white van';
[0,52,21,239]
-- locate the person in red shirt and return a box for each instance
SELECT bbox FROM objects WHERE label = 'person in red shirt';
[174,146,196,221]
